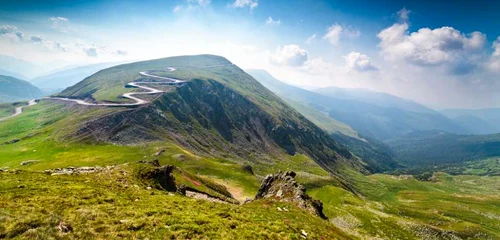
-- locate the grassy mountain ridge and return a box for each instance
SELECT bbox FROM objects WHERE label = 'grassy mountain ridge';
[56,55,367,177]
[0,75,44,103]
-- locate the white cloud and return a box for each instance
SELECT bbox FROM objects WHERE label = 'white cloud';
[242,45,259,54]
[52,41,70,52]
[173,5,183,12]
[113,50,128,55]
[83,47,98,57]
[322,24,360,46]
[30,35,43,43]
[493,37,500,57]
[378,23,486,69]
[344,51,379,72]
[397,7,411,22]
[302,57,337,75]
[15,32,24,40]
[230,0,258,9]
[0,25,17,35]
[488,37,500,72]
[270,44,308,66]
[305,34,316,44]
[323,24,342,46]
[0,25,23,41]
[50,16,71,32]
[266,16,281,26]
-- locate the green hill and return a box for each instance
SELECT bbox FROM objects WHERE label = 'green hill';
[55,55,368,177]
[0,75,44,103]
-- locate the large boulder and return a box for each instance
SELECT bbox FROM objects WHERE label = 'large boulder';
[255,171,327,219]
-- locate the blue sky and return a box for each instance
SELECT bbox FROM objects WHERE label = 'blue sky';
[1,0,500,108]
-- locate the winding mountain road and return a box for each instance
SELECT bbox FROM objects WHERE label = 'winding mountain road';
[0,64,233,121]
[0,99,38,122]
[47,67,182,107]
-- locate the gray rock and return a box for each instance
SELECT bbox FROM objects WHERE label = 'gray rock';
[57,222,72,233]
[254,170,327,219]
[20,160,39,166]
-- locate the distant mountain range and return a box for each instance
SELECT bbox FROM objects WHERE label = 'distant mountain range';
[0,67,27,80]
[246,69,466,142]
[247,69,500,174]
[246,69,400,172]
[315,87,436,114]
[0,55,52,79]
[441,108,500,134]
[30,62,123,92]
[0,75,44,103]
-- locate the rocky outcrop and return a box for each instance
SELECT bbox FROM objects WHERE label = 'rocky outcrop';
[138,165,178,192]
[255,171,327,219]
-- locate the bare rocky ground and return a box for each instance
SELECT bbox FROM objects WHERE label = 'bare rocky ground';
[185,191,230,204]
[43,166,112,175]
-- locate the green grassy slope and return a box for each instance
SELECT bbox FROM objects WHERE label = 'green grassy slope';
[0,165,350,239]
[309,170,500,239]
[2,147,498,239]
[0,75,44,103]
[0,101,498,238]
